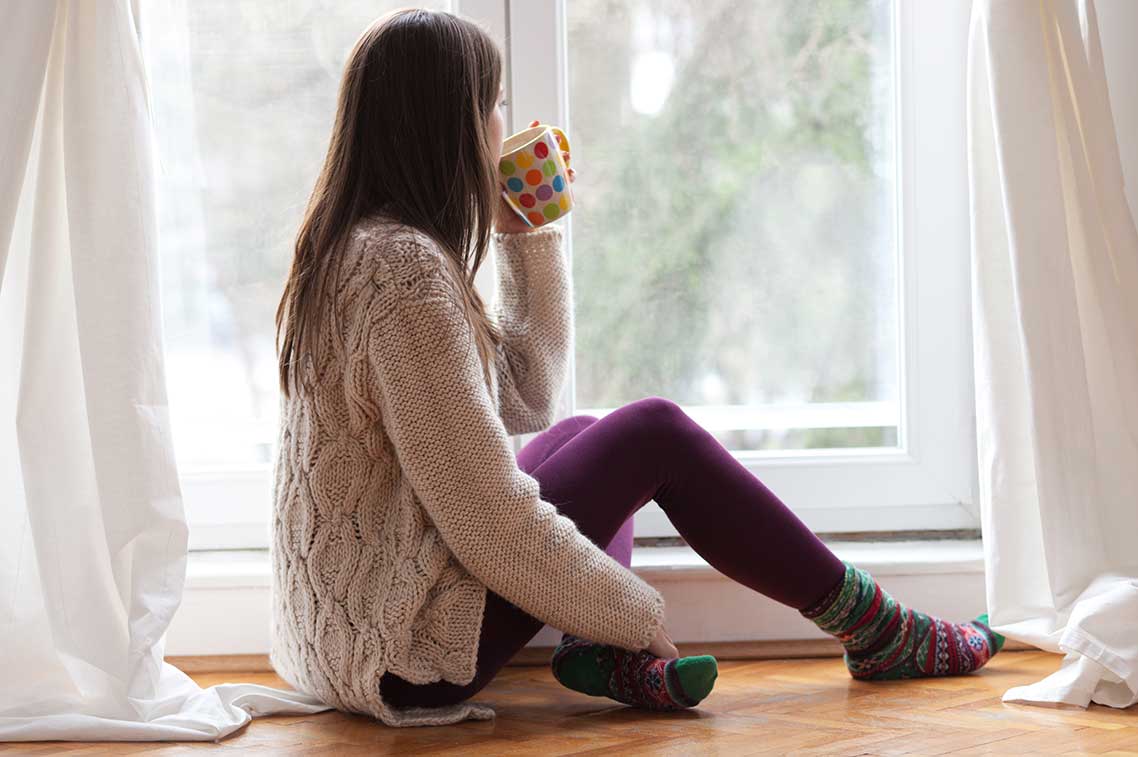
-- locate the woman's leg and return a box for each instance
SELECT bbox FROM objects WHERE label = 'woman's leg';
[380,414,635,709]
[515,414,597,472]
[380,397,999,709]
[524,398,848,609]
[532,399,1000,682]
[515,415,634,569]
[381,397,841,709]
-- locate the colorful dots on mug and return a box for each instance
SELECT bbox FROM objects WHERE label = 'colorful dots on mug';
[499,126,572,227]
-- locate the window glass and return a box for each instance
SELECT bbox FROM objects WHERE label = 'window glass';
[566,0,898,451]
[142,1,449,468]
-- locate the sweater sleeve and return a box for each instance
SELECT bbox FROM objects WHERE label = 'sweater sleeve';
[365,235,665,652]
[491,225,573,436]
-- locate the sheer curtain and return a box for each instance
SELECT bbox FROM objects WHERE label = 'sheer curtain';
[0,1,329,740]
[969,0,1138,708]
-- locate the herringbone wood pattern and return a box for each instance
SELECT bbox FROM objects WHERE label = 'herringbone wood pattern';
[8,651,1138,755]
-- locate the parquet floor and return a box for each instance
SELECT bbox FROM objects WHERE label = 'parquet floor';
[9,651,1138,755]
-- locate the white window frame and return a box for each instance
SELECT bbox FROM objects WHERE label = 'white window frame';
[181,0,977,549]
[474,0,978,537]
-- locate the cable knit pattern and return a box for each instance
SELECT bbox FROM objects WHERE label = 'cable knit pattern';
[269,213,666,728]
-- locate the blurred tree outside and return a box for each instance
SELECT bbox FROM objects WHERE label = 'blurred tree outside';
[567,0,898,451]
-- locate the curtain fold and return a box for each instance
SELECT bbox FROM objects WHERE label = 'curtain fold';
[0,0,330,740]
[968,0,1138,709]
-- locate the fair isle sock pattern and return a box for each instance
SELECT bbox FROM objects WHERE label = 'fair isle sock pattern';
[551,634,717,711]
[800,561,1002,680]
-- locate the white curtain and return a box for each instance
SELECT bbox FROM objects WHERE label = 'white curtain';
[969,0,1138,709]
[0,1,330,740]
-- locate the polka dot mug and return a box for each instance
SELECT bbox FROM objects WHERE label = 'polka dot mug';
[498,124,572,228]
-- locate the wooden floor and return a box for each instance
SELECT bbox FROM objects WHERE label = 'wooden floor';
[10,651,1138,755]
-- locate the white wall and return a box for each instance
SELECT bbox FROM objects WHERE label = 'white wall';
[1098,0,1138,218]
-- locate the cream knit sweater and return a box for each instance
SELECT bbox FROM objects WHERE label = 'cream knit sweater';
[269,213,666,728]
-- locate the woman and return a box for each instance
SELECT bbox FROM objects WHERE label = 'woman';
[270,8,1004,728]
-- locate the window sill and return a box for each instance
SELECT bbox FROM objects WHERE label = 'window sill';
[168,540,985,656]
[630,539,983,579]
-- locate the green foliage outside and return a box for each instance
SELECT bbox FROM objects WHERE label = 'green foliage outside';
[566,0,897,450]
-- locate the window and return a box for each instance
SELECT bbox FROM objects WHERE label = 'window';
[565,0,898,453]
[142,0,449,548]
[501,0,977,536]
[145,0,977,549]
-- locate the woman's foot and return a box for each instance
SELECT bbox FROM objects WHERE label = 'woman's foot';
[551,634,718,710]
[801,561,1005,680]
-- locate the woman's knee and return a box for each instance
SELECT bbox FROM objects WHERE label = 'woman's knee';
[612,396,697,450]
[629,396,690,430]
[567,413,600,428]
[541,413,597,436]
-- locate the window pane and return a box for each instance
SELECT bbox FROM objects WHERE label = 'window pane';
[566,0,898,452]
[141,1,447,469]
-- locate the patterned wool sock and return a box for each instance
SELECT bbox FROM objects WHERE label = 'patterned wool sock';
[550,634,718,710]
[801,561,1005,680]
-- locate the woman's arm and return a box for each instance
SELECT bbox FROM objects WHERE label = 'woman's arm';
[366,234,664,651]
[491,225,572,435]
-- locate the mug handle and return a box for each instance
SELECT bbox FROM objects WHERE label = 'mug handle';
[544,125,571,169]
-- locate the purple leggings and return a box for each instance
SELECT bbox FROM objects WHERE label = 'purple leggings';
[380,396,846,709]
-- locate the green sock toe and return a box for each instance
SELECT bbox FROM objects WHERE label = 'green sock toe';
[673,655,718,703]
[975,613,1006,652]
[553,640,718,710]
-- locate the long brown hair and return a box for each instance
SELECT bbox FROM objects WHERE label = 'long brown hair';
[276,8,504,397]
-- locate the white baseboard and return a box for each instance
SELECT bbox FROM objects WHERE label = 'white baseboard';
[164,540,986,656]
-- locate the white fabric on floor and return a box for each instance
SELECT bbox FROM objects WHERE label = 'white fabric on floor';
[0,1,330,740]
[968,0,1138,709]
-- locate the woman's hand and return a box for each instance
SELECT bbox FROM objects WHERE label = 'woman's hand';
[646,624,679,659]
[495,119,575,235]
